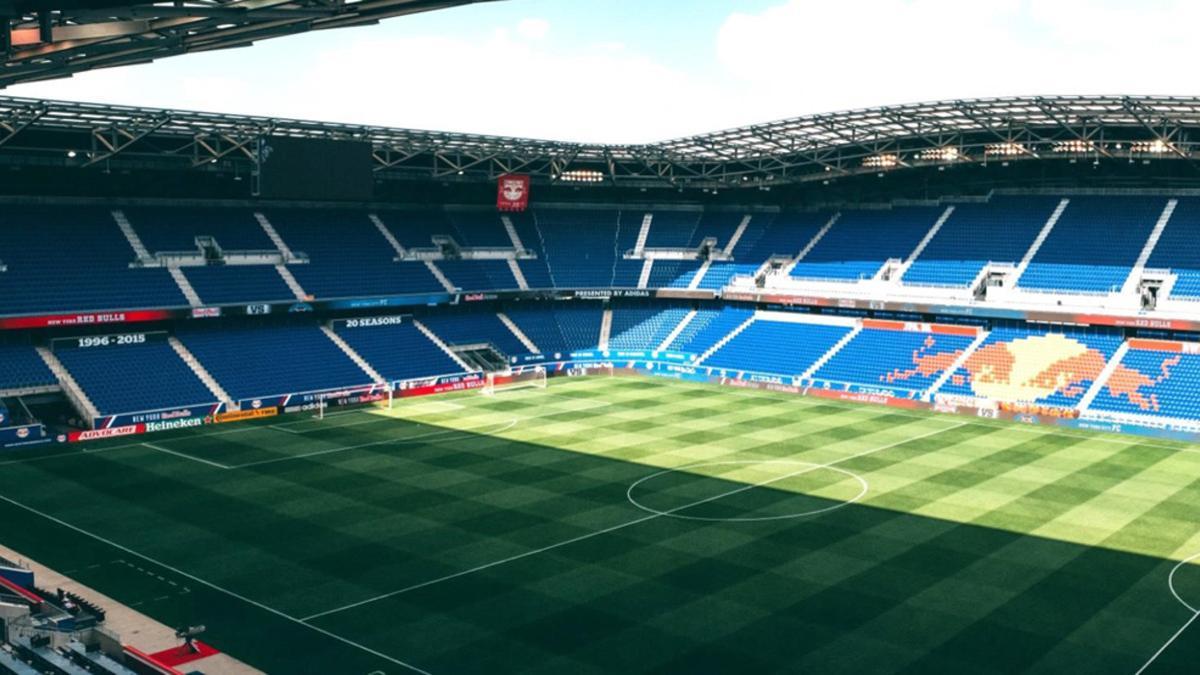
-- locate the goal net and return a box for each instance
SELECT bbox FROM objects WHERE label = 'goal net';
[481,367,548,396]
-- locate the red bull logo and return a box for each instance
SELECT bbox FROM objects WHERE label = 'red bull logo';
[956,334,1107,403]
[1103,354,1180,412]
[884,334,964,384]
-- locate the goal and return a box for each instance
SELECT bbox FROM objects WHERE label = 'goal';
[481,367,548,396]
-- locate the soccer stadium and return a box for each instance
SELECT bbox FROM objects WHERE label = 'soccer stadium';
[1,2,1200,674]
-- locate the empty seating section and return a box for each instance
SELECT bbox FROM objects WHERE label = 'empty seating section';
[127,207,274,252]
[1090,344,1200,420]
[791,207,940,281]
[644,211,701,247]
[1019,197,1165,293]
[529,209,623,288]
[180,325,370,399]
[183,266,296,304]
[1147,198,1200,300]
[0,344,55,390]
[607,308,689,350]
[648,260,704,288]
[666,307,754,353]
[505,306,603,355]
[506,212,554,289]
[706,321,851,375]
[335,322,465,382]
[56,341,214,415]
[701,212,826,290]
[813,328,976,391]
[419,313,527,355]
[444,211,512,247]
[938,327,1123,407]
[0,207,186,315]
[902,197,1057,287]
[267,209,443,299]
[612,212,646,286]
[436,260,519,291]
[379,210,452,249]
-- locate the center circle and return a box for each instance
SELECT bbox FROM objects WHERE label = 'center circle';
[626,460,868,522]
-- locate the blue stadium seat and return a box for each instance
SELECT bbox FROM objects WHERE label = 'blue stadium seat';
[1146,198,1200,300]
[705,321,851,375]
[419,312,528,356]
[335,321,465,383]
[0,206,187,315]
[505,305,603,355]
[180,325,372,399]
[56,341,215,415]
[608,308,690,350]
[902,197,1057,287]
[666,307,754,353]
[791,207,942,282]
[0,344,55,390]
[1018,197,1165,293]
[813,328,976,391]
[266,209,444,300]
[700,212,829,290]
[1090,344,1200,420]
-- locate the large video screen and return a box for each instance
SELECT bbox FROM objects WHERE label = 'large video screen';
[258,136,374,201]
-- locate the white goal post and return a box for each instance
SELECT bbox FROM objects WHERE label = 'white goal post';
[481,367,548,396]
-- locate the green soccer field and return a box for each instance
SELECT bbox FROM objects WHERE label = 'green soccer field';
[1,376,1199,674]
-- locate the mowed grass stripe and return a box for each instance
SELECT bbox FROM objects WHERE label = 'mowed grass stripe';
[0,376,1198,673]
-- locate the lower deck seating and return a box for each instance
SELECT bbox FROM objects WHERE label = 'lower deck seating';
[56,341,215,415]
[419,312,527,356]
[180,325,371,400]
[335,321,465,383]
[1090,344,1200,420]
[937,327,1124,407]
[666,307,753,353]
[505,306,603,355]
[705,320,851,375]
[0,344,56,391]
[608,308,689,350]
[812,327,976,391]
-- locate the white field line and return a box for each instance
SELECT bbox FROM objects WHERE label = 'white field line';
[300,421,969,622]
[142,443,233,470]
[0,491,432,675]
[1136,550,1200,674]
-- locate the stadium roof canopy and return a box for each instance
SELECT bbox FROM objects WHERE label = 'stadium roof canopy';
[0,0,496,87]
[2,94,1200,189]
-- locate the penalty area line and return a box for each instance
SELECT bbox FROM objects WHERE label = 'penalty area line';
[0,491,432,675]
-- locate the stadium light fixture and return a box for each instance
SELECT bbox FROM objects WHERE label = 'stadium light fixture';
[557,169,605,183]
[862,154,899,169]
[918,147,960,162]
[66,150,76,158]
[1131,139,1173,154]
[1053,140,1096,154]
[985,142,1025,157]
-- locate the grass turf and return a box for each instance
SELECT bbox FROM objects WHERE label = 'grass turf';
[1,376,1199,673]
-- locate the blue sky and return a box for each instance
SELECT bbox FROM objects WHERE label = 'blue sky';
[11,0,1196,143]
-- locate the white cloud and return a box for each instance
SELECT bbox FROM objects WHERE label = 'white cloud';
[516,17,551,40]
[715,0,1198,119]
[9,2,1199,143]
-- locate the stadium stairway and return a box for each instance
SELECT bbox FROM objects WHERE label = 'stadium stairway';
[598,308,613,350]
[927,329,991,396]
[1120,198,1178,295]
[890,205,955,283]
[658,308,697,350]
[35,347,100,423]
[320,325,388,384]
[168,337,234,408]
[274,264,309,300]
[167,268,203,307]
[369,213,407,258]
[781,213,838,274]
[694,314,757,365]
[799,324,863,378]
[497,313,540,353]
[425,261,457,293]
[1010,198,1069,284]
[412,320,474,372]
[1078,340,1132,410]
